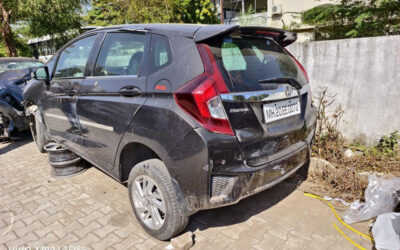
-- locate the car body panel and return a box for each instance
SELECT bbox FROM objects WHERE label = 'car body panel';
[74,32,150,169]
[40,34,100,150]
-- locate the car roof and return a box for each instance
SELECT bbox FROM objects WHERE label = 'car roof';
[0,57,40,62]
[84,24,297,46]
[86,23,239,41]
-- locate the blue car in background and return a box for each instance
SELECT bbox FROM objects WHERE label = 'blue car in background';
[0,57,43,137]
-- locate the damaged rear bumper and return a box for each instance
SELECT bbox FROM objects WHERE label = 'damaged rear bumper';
[208,144,309,208]
[167,115,316,215]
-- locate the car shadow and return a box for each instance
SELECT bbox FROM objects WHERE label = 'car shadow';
[0,131,33,154]
[184,174,306,234]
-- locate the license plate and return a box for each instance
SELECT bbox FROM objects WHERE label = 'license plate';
[263,98,301,123]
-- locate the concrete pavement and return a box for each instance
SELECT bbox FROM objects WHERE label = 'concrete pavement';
[0,139,373,249]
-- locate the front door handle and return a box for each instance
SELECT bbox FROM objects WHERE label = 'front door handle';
[65,88,77,96]
[119,86,141,97]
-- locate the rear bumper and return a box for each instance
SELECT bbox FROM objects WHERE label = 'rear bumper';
[205,108,316,209]
[167,108,316,214]
[208,144,309,208]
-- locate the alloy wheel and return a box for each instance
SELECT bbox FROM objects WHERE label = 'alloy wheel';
[132,175,166,230]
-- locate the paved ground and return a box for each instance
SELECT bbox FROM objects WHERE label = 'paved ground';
[0,138,374,250]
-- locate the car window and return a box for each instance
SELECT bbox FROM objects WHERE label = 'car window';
[54,35,97,78]
[206,36,307,92]
[221,40,246,71]
[94,33,146,76]
[149,34,172,74]
[46,56,57,77]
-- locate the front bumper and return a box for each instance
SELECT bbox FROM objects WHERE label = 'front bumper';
[0,98,28,132]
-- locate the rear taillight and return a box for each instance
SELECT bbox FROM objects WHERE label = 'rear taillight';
[284,48,309,83]
[174,44,234,136]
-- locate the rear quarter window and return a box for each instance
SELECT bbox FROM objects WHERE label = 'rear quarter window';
[149,34,172,74]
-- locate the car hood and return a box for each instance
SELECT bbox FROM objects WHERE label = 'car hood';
[0,68,33,101]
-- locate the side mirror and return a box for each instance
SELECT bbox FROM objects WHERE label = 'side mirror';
[33,66,50,85]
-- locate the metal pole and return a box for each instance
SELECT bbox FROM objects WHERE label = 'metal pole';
[221,0,224,24]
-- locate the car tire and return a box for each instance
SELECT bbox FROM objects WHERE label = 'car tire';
[30,110,46,153]
[128,159,189,240]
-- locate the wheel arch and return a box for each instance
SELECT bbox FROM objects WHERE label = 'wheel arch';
[118,141,162,183]
[120,142,194,216]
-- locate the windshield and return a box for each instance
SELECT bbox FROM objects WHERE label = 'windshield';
[0,61,43,73]
[205,35,307,92]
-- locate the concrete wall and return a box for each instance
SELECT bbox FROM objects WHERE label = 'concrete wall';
[287,35,400,144]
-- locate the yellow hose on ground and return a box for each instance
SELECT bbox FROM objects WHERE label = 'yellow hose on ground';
[332,223,367,250]
[303,192,374,242]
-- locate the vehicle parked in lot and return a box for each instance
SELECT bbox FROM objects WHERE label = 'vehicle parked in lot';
[0,57,43,137]
[24,24,317,240]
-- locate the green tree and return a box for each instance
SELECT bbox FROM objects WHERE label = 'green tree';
[0,0,18,56]
[174,0,219,24]
[84,0,129,26]
[0,0,86,57]
[85,0,219,25]
[127,0,175,23]
[302,0,400,40]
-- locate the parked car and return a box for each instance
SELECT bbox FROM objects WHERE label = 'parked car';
[0,57,43,137]
[24,24,317,240]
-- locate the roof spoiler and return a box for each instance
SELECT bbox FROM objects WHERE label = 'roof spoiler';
[195,25,297,47]
[239,27,297,47]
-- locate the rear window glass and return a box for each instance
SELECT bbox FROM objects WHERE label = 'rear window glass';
[206,35,307,92]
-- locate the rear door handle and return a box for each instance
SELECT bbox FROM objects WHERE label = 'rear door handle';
[65,88,77,96]
[119,86,141,97]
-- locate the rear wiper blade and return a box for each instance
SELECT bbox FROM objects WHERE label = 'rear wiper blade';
[258,77,302,89]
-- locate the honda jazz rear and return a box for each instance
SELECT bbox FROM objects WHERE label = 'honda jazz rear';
[174,28,316,209]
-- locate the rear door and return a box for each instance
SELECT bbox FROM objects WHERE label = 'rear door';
[42,35,98,150]
[76,31,149,170]
[204,34,310,167]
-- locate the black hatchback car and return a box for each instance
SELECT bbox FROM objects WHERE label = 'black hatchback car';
[24,24,317,240]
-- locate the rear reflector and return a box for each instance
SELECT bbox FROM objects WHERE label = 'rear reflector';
[174,44,234,136]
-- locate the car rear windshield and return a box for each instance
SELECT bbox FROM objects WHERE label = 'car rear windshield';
[205,35,307,92]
